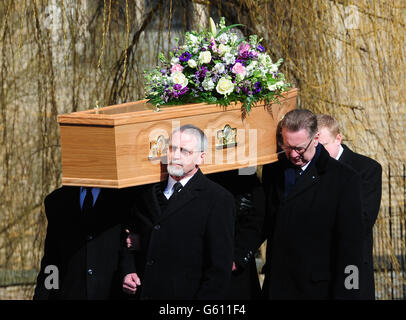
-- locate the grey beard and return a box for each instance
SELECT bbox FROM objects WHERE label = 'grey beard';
[167,164,184,177]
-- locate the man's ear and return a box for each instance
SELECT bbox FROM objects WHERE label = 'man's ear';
[197,152,206,165]
[336,133,342,145]
[313,132,320,146]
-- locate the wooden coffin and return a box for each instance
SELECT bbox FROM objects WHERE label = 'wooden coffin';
[57,88,297,188]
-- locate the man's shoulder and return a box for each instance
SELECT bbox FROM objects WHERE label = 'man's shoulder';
[200,172,234,201]
[341,144,382,173]
[45,186,78,203]
[262,159,285,183]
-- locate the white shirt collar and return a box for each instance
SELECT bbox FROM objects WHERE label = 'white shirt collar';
[335,145,344,160]
[300,161,311,172]
[163,174,194,199]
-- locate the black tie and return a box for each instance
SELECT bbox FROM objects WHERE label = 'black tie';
[171,182,183,199]
[82,187,93,213]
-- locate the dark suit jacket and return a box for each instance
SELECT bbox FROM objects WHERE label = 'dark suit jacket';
[208,170,265,299]
[261,145,364,299]
[127,169,235,300]
[339,144,382,299]
[33,186,131,300]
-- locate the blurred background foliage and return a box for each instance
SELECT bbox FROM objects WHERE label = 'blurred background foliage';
[0,0,405,299]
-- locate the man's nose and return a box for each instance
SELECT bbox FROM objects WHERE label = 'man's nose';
[288,149,300,157]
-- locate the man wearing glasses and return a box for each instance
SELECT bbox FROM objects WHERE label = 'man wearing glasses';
[260,109,364,299]
[121,124,235,299]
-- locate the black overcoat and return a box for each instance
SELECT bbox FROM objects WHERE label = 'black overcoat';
[207,170,265,300]
[339,144,382,299]
[128,169,235,300]
[261,145,364,299]
[33,186,130,300]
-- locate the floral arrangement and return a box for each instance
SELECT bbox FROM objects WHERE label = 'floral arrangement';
[144,17,290,113]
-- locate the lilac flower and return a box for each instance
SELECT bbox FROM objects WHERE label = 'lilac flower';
[239,51,250,59]
[238,42,250,55]
[161,68,168,75]
[179,52,192,62]
[257,45,265,52]
[248,51,258,59]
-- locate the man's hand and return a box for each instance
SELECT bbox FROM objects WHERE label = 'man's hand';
[235,193,254,217]
[123,273,141,294]
[125,229,141,250]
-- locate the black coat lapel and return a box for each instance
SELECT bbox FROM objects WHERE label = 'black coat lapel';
[285,145,329,201]
[286,165,318,201]
[158,170,204,222]
[144,183,165,223]
[338,144,354,166]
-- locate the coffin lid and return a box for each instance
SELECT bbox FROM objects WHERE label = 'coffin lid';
[57,88,298,127]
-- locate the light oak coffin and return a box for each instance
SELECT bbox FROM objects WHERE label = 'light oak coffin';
[57,88,297,188]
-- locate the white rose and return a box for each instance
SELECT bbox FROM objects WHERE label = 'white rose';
[171,72,188,87]
[218,44,231,56]
[188,59,197,68]
[216,77,235,95]
[202,78,215,91]
[199,51,212,64]
[171,57,179,65]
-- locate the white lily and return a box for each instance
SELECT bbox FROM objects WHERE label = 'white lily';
[209,17,217,36]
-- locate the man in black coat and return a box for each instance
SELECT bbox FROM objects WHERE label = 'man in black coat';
[208,169,265,300]
[261,109,364,299]
[122,124,235,300]
[317,114,382,299]
[33,186,132,300]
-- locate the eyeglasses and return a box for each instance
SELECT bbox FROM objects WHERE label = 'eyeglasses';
[168,145,202,157]
[280,136,314,155]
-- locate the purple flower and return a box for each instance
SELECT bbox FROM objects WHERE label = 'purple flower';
[239,51,250,59]
[161,68,168,75]
[180,87,189,95]
[179,52,192,62]
[173,83,182,91]
[254,81,262,94]
[248,51,258,59]
[235,58,246,66]
[195,66,208,80]
[257,45,265,52]
[241,87,250,95]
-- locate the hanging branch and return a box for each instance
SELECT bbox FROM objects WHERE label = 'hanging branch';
[107,0,165,105]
